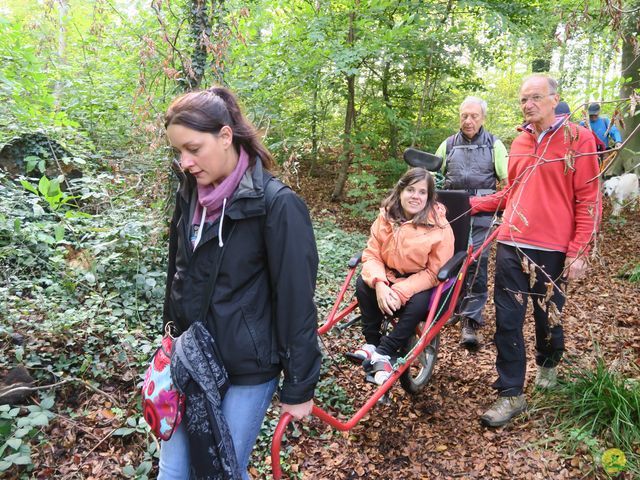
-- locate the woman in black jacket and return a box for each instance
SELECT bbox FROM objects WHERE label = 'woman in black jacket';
[159,87,321,479]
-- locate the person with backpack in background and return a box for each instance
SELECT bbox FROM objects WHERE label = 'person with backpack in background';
[434,96,508,349]
[556,101,607,163]
[580,102,623,150]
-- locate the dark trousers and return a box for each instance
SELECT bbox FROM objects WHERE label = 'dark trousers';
[356,275,431,357]
[458,216,491,326]
[492,244,566,396]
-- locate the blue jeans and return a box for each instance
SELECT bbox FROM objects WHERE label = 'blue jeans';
[158,377,279,480]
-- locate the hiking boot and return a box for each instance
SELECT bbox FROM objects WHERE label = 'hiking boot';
[480,395,527,427]
[345,343,376,365]
[535,365,558,389]
[459,318,480,349]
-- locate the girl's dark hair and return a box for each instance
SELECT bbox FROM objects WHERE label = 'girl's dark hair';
[164,86,274,170]
[382,167,443,227]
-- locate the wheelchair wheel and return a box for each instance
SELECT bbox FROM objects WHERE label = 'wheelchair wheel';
[399,333,439,394]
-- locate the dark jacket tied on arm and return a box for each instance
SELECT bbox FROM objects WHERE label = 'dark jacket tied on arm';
[172,322,241,479]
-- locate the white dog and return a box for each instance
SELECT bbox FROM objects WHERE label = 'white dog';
[603,173,639,216]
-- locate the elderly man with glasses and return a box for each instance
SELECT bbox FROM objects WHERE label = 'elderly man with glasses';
[434,97,508,349]
[470,75,601,427]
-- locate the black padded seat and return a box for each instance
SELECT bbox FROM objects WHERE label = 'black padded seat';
[435,190,471,255]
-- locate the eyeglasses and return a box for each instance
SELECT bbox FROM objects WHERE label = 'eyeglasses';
[519,94,555,105]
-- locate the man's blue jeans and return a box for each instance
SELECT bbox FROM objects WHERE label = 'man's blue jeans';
[158,377,279,480]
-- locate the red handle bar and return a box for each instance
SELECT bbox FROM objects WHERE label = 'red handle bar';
[271,412,293,479]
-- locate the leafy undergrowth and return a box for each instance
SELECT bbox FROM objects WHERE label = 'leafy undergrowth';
[0,162,368,479]
[0,162,170,479]
[1,160,639,479]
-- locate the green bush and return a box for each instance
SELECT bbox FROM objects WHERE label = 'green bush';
[0,164,168,472]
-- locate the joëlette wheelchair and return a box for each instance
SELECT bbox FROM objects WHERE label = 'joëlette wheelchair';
[271,148,502,479]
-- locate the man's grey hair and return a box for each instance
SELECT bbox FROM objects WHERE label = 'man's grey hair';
[522,74,558,94]
[460,96,487,116]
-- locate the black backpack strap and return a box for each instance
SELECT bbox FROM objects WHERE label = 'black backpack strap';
[487,133,495,149]
[263,174,288,211]
[260,174,290,364]
[445,135,455,156]
[487,134,499,176]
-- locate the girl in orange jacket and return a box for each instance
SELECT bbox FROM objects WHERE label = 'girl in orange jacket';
[347,168,454,384]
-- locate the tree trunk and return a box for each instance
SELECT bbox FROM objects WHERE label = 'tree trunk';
[381,61,398,159]
[413,66,431,147]
[557,31,567,93]
[331,8,357,202]
[331,71,356,201]
[597,47,606,101]
[584,39,594,102]
[619,0,640,174]
[309,80,319,175]
[54,0,68,107]
[179,0,212,91]
[210,0,227,84]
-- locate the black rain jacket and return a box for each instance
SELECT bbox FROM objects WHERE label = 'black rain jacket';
[163,158,321,404]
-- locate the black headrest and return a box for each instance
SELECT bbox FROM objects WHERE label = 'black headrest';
[403,148,443,171]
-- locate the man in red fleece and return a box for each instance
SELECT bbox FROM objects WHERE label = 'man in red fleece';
[472,75,601,427]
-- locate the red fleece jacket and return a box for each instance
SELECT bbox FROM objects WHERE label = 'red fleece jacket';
[470,121,601,258]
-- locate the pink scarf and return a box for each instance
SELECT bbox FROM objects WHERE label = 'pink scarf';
[192,147,249,225]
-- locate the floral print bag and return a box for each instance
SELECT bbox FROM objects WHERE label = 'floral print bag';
[141,322,185,440]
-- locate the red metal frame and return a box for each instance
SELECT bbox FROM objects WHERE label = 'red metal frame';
[271,226,501,479]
